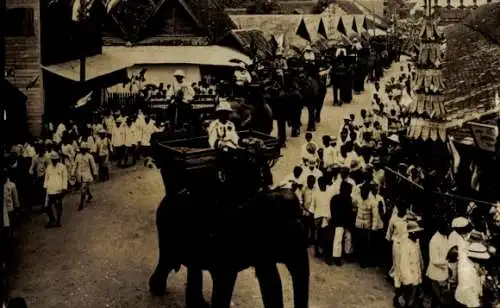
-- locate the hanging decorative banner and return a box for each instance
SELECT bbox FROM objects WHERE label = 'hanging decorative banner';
[468,122,498,152]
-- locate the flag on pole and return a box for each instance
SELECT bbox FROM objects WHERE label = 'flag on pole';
[75,91,93,108]
[447,136,461,174]
[317,19,327,39]
[296,18,311,42]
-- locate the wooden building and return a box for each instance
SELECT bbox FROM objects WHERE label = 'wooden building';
[99,0,251,92]
[5,0,42,137]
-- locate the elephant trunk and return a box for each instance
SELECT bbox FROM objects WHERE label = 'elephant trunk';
[287,248,310,308]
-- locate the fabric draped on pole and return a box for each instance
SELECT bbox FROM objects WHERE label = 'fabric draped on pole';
[407,17,448,142]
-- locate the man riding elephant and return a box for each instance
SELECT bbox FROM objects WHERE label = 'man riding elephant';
[149,128,310,308]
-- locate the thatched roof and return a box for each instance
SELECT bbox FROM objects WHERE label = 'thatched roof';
[106,0,235,43]
[230,15,310,53]
[443,2,500,139]
[217,28,273,59]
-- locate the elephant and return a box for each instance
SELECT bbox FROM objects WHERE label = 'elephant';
[296,67,327,132]
[228,86,274,135]
[148,135,311,308]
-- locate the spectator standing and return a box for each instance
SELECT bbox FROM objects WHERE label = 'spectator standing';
[123,118,139,166]
[96,129,113,181]
[112,119,126,167]
[427,223,451,308]
[310,176,334,260]
[395,220,424,308]
[330,181,355,266]
[353,183,377,267]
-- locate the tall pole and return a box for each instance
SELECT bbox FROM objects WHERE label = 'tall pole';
[79,0,86,83]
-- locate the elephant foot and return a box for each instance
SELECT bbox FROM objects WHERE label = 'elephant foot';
[149,271,169,296]
[315,117,320,123]
[186,297,211,308]
[149,278,167,296]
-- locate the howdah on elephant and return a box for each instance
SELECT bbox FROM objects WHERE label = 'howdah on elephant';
[148,135,310,308]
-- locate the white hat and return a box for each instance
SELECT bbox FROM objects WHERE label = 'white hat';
[468,242,490,260]
[387,134,400,143]
[50,151,60,160]
[174,70,185,77]
[343,114,351,121]
[304,45,312,51]
[275,48,283,56]
[407,220,424,233]
[238,62,246,69]
[80,142,89,149]
[451,217,469,228]
[216,101,232,112]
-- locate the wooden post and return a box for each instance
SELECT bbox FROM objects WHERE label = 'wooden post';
[79,0,86,83]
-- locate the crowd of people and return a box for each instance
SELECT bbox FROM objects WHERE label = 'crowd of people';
[271,60,500,308]
[3,108,165,233]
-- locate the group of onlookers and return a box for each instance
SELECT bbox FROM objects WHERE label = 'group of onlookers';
[273,61,500,307]
[3,108,164,230]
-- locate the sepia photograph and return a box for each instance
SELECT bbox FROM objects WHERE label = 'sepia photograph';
[2,0,500,306]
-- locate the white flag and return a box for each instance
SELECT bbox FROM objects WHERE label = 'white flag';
[75,91,93,108]
[447,136,460,174]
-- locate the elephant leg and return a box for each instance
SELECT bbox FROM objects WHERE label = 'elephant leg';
[277,119,287,145]
[306,105,315,132]
[186,267,210,308]
[285,249,310,308]
[148,242,173,296]
[255,264,284,308]
[149,202,179,296]
[210,270,238,308]
[316,93,325,123]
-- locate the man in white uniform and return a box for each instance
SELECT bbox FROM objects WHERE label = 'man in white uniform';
[303,45,315,62]
[171,70,194,103]
[208,100,239,149]
[233,63,252,97]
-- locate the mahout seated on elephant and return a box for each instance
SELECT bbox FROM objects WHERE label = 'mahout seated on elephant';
[149,134,310,308]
